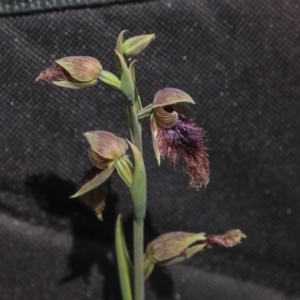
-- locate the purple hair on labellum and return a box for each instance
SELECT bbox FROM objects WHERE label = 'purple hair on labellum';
[157,118,210,189]
[36,64,68,82]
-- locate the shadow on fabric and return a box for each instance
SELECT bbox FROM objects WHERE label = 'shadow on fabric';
[25,172,174,299]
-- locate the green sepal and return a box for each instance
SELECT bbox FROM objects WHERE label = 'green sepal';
[127,140,147,221]
[115,30,127,75]
[137,103,153,120]
[115,156,134,187]
[70,166,115,198]
[115,214,133,300]
[116,30,127,56]
[53,79,98,89]
[150,114,161,165]
[115,50,135,103]
[144,256,155,281]
[161,243,206,266]
[99,70,120,89]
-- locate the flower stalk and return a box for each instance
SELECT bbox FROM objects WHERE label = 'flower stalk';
[125,77,145,300]
[36,30,245,300]
[115,45,147,299]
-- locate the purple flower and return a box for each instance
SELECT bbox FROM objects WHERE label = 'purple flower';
[140,88,210,189]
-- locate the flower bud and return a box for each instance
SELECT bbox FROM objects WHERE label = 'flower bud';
[115,155,133,187]
[36,56,102,89]
[98,70,121,89]
[145,229,246,271]
[122,34,155,57]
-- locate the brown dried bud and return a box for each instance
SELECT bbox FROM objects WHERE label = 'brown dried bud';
[144,229,246,280]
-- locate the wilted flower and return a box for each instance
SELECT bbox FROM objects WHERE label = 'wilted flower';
[146,232,207,267]
[206,229,247,248]
[36,56,102,89]
[144,229,246,279]
[71,131,133,218]
[139,88,209,189]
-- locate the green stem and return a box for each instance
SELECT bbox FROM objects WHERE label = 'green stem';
[128,103,143,155]
[115,215,133,300]
[133,220,144,300]
[127,99,145,300]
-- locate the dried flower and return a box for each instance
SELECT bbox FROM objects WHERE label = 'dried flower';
[144,229,246,279]
[36,56,102,89]
[206,229,247,248]
[139,88,209,189]
[146,232,207,267]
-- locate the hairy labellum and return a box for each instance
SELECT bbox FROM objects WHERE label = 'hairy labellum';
[36,64,68,82]
[157,118,209,189]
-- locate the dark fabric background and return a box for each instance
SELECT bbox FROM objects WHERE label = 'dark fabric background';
[0,0,156,15]
[1,0,300,299]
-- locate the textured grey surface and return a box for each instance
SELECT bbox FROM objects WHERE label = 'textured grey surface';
[0,0,300,299]
[0,0,157,15]
[1,207,300,300]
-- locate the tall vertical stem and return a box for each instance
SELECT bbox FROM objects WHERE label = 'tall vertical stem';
[128,103,143,155]
[133,221,144,300]
[128,102,145,300]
